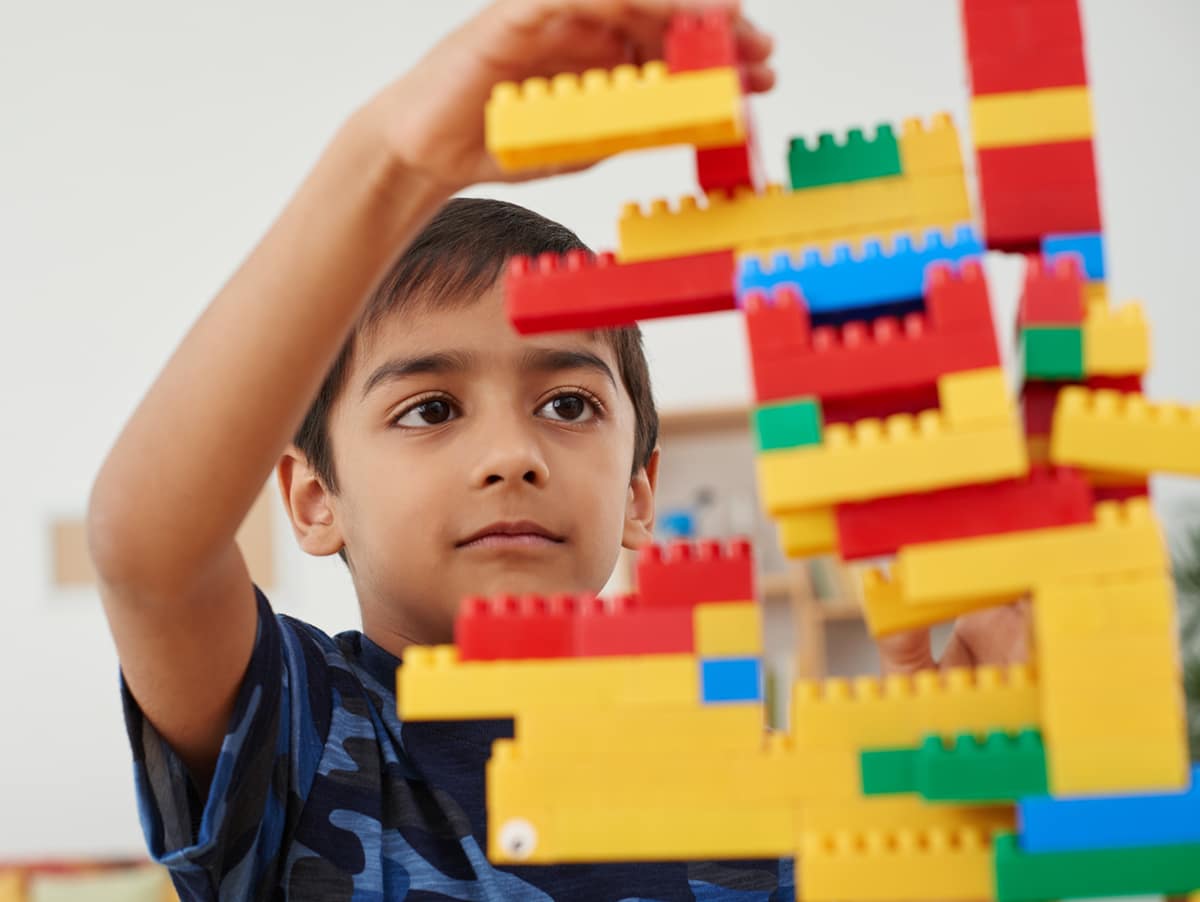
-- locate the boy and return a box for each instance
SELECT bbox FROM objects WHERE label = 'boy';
[89,1,786,897]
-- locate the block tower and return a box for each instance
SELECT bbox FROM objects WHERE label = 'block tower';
[398,4,1200,899]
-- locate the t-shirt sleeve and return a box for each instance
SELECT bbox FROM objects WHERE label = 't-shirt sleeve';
[119,585,332,898]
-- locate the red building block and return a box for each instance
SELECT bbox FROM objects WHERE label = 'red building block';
[822,384,942,426]
[976,140,1102,251]
[455,594,578,661]
[1088,374,1144,393]
[574,594,695,656]
[1095,483,1151,502]
[1019,255,1085,326]
[505,248,736,334]
[636,538,755,607]
[665,9,738,73]
[696,105,763,195]
[744,261,1001,403]
[961,0,1088,95]
[835,467,1095,561]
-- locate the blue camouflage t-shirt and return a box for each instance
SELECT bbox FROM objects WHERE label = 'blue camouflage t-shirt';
[121,585,793,900]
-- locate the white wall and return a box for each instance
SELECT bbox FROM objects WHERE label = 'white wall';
[1,0,1197,857]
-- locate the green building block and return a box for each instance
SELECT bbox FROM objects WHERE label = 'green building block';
[752,398,822,452]
[1021,326,1084,380]
[859,747,918,795]
[788,124,902,190]
[918,729,1048,803]
[994,832,1200,901]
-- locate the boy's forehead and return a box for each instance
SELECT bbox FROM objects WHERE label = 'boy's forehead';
[353,287,619,388]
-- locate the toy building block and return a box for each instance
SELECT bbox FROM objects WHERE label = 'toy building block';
[737,225,983,315]
[574,594,695,657]
[961,0,1087,95]
[636,538,756,607]
[486,62,743,171]
[1018,764,1200,853]
[504,248,736,334]
[696,123,762,195]
[399,645,698,720]
[1021,382,1061,437]
[1051,387,1200,476]
[756,369,1027,513]
[822,384,941,426]
[1021,325,1084,379]
[665,9,737,72]
[897,114,965,176]
[805,792,1017,836]
[1045,737,1190,799]
[617,165,971,263]
[1043,231,1105,280]
[1017,255,1085,326]
[753,397,823,451]
[517,704,765,759]
[970,86,1093,149]
[976,140,1101,250]
[455,594,577,661]
[1084,301,1150,375]
[777,507,839,557]
[993,832,1200,902]
[788,124,902,190]
[700,656,763,704]
[744,262,1000,404]
[791,664,1039,751]
[835,466,1094,560]
[860,747,918,795]
[893,498,1166,606]
[860,566,1017,636]
[799,827,994,901]
[916,730,1048,802]
[694,601,762,656]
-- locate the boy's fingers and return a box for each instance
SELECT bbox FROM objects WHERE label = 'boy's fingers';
[876,627,935,675]
[946,601,1033,668]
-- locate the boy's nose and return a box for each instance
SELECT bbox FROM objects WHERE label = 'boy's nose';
[471,427,550,490]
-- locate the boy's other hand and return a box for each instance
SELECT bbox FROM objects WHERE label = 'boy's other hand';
[876,598,1032,676]
[366,0,775,191]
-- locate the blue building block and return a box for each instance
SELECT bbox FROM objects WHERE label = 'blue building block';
[1018,764,1200,853]
[700,657,762,704]
[1042,232,1105,280]
[735,224,982,314]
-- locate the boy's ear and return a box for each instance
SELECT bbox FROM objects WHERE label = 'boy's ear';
[621,446,660,551]
[277,444,345,557]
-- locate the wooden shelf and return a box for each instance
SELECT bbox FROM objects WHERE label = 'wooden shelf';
[658,404,750,437]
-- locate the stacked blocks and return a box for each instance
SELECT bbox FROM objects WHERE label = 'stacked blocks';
[395,2,1200,898]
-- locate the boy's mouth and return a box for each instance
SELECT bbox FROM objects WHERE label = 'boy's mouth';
[457,520,565,551]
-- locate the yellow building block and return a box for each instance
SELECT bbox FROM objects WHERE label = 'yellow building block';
[517,704,765,757]
[1085,301,1150,375]
[694,601,762,656]
[910,170,972,226]
[861,567,1021,637]
[898,113,964,175]
[938,367,1013,428]
[1033,574,1175,638]
[756,409,1027,513]
[1084,279,1108,306]
[790,665,1039,751]
[398,646,697,720]
[970,85,1093,149]
[1052,387,1200,477]
[803,795,1014,836]
[486,62,743,171]
[1046,734,1189,796]
[777,507,838,557]
[800,827,996,902]
[894,499,1166,605]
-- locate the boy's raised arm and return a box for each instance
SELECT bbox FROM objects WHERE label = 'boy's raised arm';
[86,0,771,788]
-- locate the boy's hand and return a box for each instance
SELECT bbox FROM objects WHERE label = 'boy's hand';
[366,0,775,191]
[876,599,1033,675]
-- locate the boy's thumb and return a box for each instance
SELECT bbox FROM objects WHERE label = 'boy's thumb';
[876,627,935,675]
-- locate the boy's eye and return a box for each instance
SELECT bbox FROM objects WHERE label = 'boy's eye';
[394,398,458,427]
[537,393,595,423]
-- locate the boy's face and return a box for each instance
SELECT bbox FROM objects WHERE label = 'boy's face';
[280,281,658,650]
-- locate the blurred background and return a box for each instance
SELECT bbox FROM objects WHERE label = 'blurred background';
[2,0,1198,890]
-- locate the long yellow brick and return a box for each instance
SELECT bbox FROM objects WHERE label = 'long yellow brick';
[1052,387,1200,476]
[486,62,743,171]
[895,499,1167,605]
[777,507,838,557]
[970,85,1093,149]
[1046,735,1189,796]
[861,566,1021,637]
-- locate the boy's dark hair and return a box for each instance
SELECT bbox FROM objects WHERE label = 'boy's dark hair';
[293,198,659,554]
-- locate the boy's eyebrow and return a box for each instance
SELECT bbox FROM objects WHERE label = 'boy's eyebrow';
[360,349,476,400]
[519,347,617,388]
